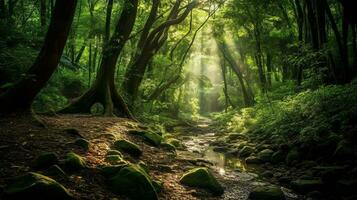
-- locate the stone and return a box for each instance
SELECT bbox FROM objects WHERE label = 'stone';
[152,180,163,193]
[291,178,323,193]
[74,138,90,150]
[138,161,149,173]
[106,150,123,157]
[100,164,127,177]
[213,146,229,152]
[113,139,142,157]
[4,172,73,200]
[109,164,158,200]
[261,171,274,178]
[34,152,59,169]
[245,156,262,164]
[271,151,285,164]
[239,146,255,158]
[142,131,163,146]
[227,133,247,141]
[257,149,274,162]
[248,185,286,200]
[105,155,127,165]
[166,138,182,148]
[286,148,300,165]
[161,142,176,152]
[307,191,323,199]
[333,140,354,159]
[64,152,86,171]
[179,167,224,195]
[46,165,67,179]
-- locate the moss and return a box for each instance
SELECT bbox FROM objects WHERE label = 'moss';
[257,149,274,162]
[106,150,123,157]
[161,142,176,152]
[109,164,158,200]
[34,152,59,169]
[64,152,86,171]
[46,165,67,178]
[286,148,300,165]
[100,164,128,177]
[74,138,90,150]
[291,178,323,193]
[238,146,255,157]
[166,138,182,148]
[105,155,127,165]
[113,139,142,157]
[179,167,224,195]
[143,131,162,146]
[4,172,73,200]
[248,186,286,200]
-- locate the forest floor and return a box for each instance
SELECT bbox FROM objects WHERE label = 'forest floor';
[0,115,311,199]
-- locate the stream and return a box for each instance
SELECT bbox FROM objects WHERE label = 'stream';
[175,119,301,200]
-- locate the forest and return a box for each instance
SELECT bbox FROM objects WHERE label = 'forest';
[0,0,356,199]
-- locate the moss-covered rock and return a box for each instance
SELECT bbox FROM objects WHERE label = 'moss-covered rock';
[248,185,286,200]
[4,172,73,200]
[166,138,182,148]
[333,140,354,159]
[64,152,86,171]
[106,150,123,157]
[143,131,162,146]
[113,139,142,157]
[227,133,247,141]
[271,151,286,164]
[34,152,59,169]
[239,146,255,158]
[152,180,163,193]
[257,149,274,162]
[286,148,300,165]
[109,164,158,200]
[245,156,262,164]
[161,142,176,152]
[74,138,90,150]
[291,178,323,193]
[46,165,67,179]
[179,167,224,195]
[138,161,149,173]
[105,155,127,165]
[100,164,128,177]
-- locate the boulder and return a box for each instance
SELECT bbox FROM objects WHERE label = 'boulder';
[106,150,123,157]
[239,146,255,158]
[245,156,262,164]
[143,131,162,146]
[113,139,142,157]
[333,140,354,159]
[109,164,158,200]
[227,133,247,141]
[257,149,274,162]
[64,152,86,171]
[286,148,300,165]
[4,172,73,200]
[271,151,286,164]
[291,178,323,193]
[166,138,182,148]
[105,155,127,165]
[179,167,224,195]
[248,185,286,200]
[161,142,176,152]
[46,165,67,179]
[74,138,90,150]
[100,164,127,177]
[34,152,59,169]
[261,171,274,178]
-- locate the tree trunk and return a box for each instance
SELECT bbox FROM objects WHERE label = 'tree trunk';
[0,0,77,115]
[40,0,47,30]
[60,0,138,118]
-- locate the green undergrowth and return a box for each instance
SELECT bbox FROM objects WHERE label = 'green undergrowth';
[212,82,357,145]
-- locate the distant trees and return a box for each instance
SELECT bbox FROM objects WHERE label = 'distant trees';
[0,0,77,115]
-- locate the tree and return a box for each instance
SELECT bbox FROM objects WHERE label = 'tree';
[0,0,77,115]
[60,0,138,117]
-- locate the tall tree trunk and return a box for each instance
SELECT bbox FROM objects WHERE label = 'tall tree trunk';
[104,0,114,45]
[60,0,138,117]
[0,0,77,115]
[40,0,47,30]
[0,0,6,19]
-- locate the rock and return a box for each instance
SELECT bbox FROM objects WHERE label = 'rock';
[152,180,163,193]
[261,171,274,178]
[109,164,158,200]
[256,143,272,152]
[278,176,291,184]
[248,185,286,200]
[166,138,182,148]
[333,140,354,159]
[336,179,357,195]
[113,139,142,157]
[239,146,255,158]
[257,149,274,162]
[161,142,176,152]
[100,164,127,177]
[105,155,127,165]
[106,150,123,157]
[286,148,300,165]
[46,165,67,179]
[213,146,229,152]
[64,128,81,137]
[271,151,285,164]
[245,156,262,164]
[4,172,73,200]
[138,161,149,173]
[227,133,247,141]
[179,167,223,195]
[142,131,162,146]
[74,138,90,150]
[128,129,146,136]
[34,152,59,169]
[291,178,323,193]
[64,152,86,171]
